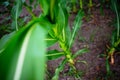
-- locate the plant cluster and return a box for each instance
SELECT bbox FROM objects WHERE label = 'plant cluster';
[104,0,120,77]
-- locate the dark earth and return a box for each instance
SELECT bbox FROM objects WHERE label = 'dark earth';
[0,1,120,80]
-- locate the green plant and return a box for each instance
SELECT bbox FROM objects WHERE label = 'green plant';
[0,0,88,80]
[104,0,120,77]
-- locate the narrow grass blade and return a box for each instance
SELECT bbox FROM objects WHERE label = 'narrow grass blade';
[11,0,23,30]
[114,2,120,39]
[69,10,84,49]
[46,50,64,60]
[52,58,67,80]
[72,48,89,59]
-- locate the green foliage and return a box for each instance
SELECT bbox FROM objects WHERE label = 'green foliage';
[105,0,120,77]
[0,0,88,80]
[46,50,64,60]
[69,10,84,48]
[11,0,24,30]
[0,19,47,80]
[72,48,89,59]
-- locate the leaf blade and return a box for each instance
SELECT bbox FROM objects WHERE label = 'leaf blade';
[69,10,84,48]
[46,50,64,60]
[72,48,89,59]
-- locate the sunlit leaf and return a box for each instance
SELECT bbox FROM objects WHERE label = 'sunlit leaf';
[0,20,46,80]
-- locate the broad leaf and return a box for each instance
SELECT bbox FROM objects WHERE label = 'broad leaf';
[46,50,64,60]
[0,20,46,80]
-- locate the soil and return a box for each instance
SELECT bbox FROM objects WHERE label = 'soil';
[0,1,120,80]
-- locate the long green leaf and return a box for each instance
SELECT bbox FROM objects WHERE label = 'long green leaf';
[69,10,84,49]
[106,59,111,76]
[0,20,46,80]
[45,34,58,47]
[114,1,120,39]
[11,0,23,30]
[46,50,64,60]
[0,32,15,52]
[72,48,89,59]
[39,0,49,16]
[52,58,67,80]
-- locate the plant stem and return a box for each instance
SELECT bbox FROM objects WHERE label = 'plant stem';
[59,41,76,72]
[108,38,120,64]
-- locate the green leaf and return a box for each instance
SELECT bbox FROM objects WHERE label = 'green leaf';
[65,25,71,46]
[113,1,120,39]
[0,20,46,80]
[69,10,84,48]
[111,31,117,46]
[45,34,58,47]
[106,59,111,76]
[77,60,87,65]
[11,0,23,30]
[52,58,67,80]
[97,54,107,58]
[39,0,49,16]
[46,50,64,60]
[0,32,15,52]
[72,48,89,59]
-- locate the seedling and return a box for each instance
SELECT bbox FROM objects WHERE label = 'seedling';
[105,0,120,77]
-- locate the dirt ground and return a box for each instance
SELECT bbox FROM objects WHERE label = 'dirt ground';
[0,1,120,80]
